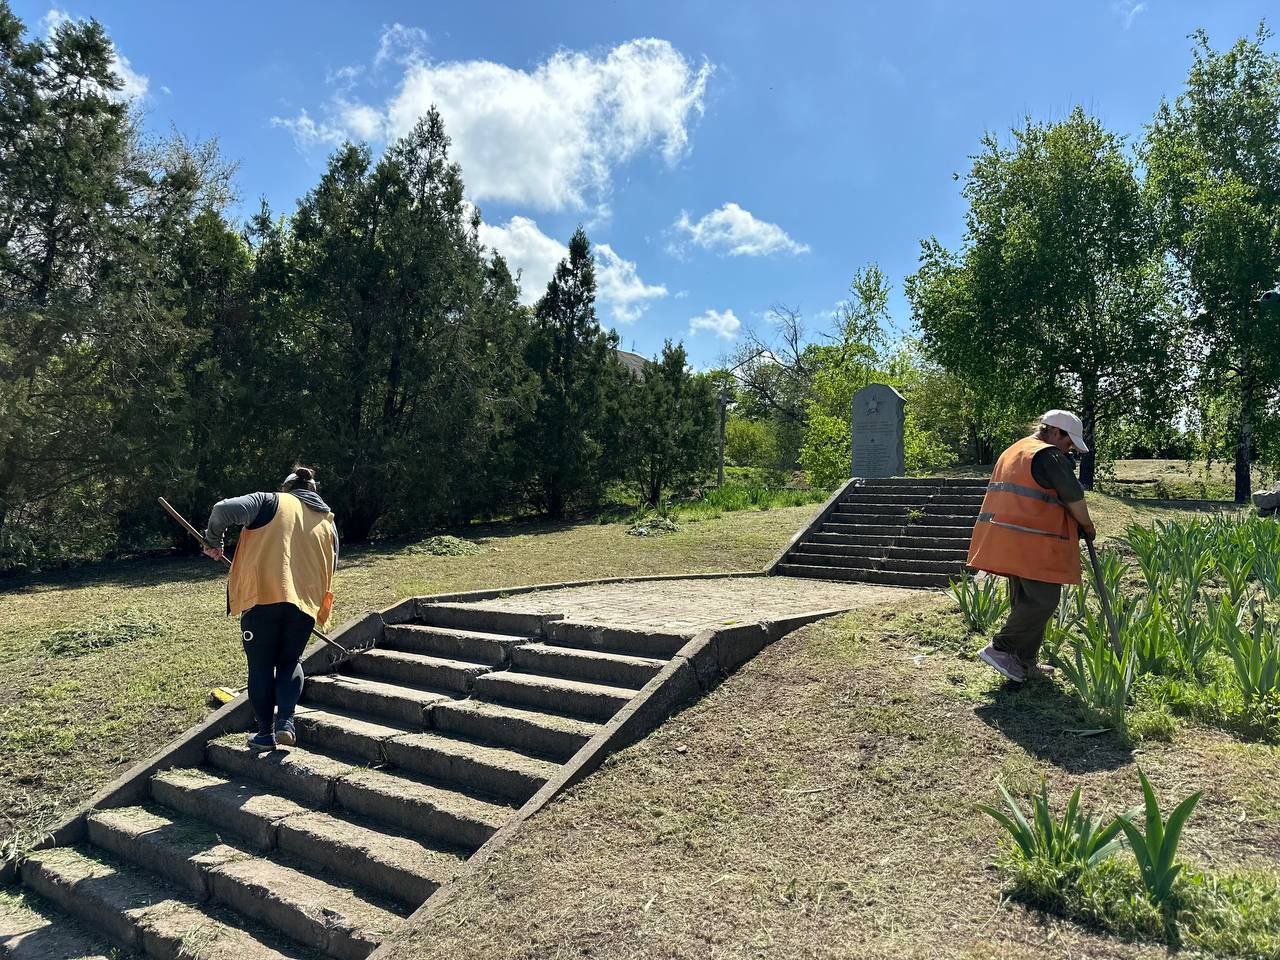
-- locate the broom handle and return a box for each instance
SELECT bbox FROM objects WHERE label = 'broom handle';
[1086,539,1124,659]
[158,497,348,656]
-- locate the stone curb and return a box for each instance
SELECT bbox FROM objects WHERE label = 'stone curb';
[0,604,393,886]
[411,570,764,606]
[365,605,850,960]
[764,478,860,575]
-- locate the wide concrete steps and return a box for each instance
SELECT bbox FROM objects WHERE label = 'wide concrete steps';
[776,475,987,589]
[4,604,689,958]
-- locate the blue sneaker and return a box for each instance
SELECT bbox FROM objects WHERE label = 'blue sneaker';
[274,718,296,747]
[246,732,277,751]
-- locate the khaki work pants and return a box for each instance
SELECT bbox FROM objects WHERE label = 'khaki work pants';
[991,576,1062,666]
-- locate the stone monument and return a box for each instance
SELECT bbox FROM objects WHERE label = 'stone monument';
[851,383,905,478]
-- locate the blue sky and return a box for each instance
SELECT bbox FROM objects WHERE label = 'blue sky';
[11,0,1277,366]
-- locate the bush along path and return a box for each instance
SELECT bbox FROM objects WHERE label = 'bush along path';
[0,599,693,958]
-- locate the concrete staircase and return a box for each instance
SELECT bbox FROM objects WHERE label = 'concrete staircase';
[1,604,686,959]
[773,477,988,588]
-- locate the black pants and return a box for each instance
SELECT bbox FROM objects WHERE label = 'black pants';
[240,602,313,736]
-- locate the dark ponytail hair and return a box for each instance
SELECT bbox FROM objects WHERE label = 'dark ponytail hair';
[286,465,318,492]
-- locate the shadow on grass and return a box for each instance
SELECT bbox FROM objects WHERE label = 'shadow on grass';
[975,678,1134,774]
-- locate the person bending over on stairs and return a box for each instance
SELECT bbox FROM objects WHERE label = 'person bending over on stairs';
[203,466,339,751]
[967,411,1096,684]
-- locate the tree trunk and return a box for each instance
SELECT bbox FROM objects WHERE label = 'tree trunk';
[1235,374,1254,505]
[1079,384,1097,490]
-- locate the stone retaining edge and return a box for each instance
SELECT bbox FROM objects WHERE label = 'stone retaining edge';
[0,604,393,886]
[764,478,861,575]
[367,605,851,960]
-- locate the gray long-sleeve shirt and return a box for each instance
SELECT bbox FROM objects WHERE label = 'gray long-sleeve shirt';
[204,490,339,570]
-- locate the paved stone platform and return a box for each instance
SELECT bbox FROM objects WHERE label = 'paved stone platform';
[450,575,914,634]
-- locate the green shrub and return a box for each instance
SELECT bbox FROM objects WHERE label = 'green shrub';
[947,574,1009,633]
[1116,768,1201,909]
[978,782,1123,869]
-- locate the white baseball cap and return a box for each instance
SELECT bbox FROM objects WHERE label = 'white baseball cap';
[1040,410,1089,453]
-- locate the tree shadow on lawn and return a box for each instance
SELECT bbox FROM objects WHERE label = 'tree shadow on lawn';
[975,678,1134,774]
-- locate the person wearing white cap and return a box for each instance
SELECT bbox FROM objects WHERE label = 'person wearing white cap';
[202,466,339,751]
[966,411,1097,683]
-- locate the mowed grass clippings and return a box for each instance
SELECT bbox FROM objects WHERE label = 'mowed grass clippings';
[0,505,814,845]
[382,594,1280,960]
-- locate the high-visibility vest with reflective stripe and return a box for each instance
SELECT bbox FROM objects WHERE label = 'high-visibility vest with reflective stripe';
[228,493,337,625]
[967,436,1082,585]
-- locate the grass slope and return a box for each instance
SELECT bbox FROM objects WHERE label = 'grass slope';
[383,595,1279,960]
[0,492,1241,865]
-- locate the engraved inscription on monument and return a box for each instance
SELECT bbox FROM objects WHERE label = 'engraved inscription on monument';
[851,383,905,479]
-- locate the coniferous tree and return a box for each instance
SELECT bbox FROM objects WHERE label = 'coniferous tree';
[524,228,627,518]
[624,342,717,507]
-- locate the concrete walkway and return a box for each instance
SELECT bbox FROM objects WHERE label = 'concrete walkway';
[448,574,915,635]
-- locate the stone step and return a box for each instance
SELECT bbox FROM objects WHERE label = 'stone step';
[543,621,689,659]
[431,699,599,762]
[203,739,510,851]
[853,477,988,489]
[414,605,546,637]
[840,493,985,506]
[333,767,511,851]
[0,889,127,960]
[379,624,526,666]
[303,674,453,728]
[346,650,489,695]
[817,522,911,538]
[829,506,977,522]
[790,553,964,575]
[885,545,972,561]
[883,556,968,574]
[798,542,970,562]
[383,731,558,805]
[812,531,973,549]
[19,845,316,960]
[473,671,637,723]
[775,563,952,589]
[84,805,406,959]
[294,706,410,764]
[787,552,878,571]
[511,642,664,689]
[293,707,551,804]
[149,768,459,907]
[206,736,359,808]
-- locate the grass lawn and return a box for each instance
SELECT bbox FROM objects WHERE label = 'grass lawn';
[0,488,1250,884]
[383,593,1280,960]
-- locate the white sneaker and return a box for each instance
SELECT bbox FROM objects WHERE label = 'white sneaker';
[979,645,1026,683]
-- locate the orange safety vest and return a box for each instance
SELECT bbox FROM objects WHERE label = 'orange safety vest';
[967,435,1082,585]
[228,493,337,625]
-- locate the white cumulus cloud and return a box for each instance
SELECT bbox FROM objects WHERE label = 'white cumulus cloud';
[478,217,666,325]
[42,7,150,101]
[689,308,741,340]
[275,32,712,211]
[476,216,569,307]
[673,203,809,257]
[595,243,667,324]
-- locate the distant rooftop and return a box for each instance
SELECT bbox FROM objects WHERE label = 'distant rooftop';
[615,349,648,378]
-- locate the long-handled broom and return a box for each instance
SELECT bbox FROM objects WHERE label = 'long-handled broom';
[159,497,349,656]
